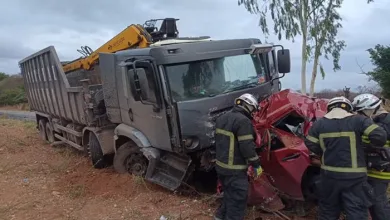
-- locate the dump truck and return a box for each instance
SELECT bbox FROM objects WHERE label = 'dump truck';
[18,36,291,191]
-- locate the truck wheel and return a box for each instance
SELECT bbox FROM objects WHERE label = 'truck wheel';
[38,119,47,141]
[45,122,55,143]
[88,132,108,169]
[113,142,148,177]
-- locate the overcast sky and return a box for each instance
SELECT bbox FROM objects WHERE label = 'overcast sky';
[1,0,389,91]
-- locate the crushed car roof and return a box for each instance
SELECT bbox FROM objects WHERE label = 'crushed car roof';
[254,89,328,127]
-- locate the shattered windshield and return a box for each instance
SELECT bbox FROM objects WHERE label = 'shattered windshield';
[164,54,267,102]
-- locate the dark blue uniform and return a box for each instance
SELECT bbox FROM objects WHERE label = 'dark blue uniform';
[305,110,387,220]
[366,113,390,220]
[214,106,260,220]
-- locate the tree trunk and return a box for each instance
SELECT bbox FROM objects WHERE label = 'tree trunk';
[309,54,320,96]
[300,0,309,95]
[300,31,308,95]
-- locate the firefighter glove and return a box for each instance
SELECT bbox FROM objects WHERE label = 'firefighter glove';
[253,166,263,179]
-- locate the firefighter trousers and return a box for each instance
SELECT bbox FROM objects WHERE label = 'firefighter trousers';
[368,177,390,220]
[215,172,248,220]
[317,175,374,220]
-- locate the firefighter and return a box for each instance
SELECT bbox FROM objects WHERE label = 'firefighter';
[352,93,390,220]
[304,96,387,220]
[214,93,263,220]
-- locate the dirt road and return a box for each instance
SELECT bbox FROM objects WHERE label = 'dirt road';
[0,118,298,220]
[0,110,35,121]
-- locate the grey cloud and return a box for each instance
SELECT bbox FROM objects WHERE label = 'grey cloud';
[1,0,389,91]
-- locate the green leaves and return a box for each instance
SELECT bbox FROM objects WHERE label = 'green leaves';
[319,64,326,79]
[365,44,390,98]
[0,72,8,82]
[239,0,301,41]
[239,0,375,95]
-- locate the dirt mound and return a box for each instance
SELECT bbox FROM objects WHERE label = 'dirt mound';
[0,119,217,220]
[0,118,307,220]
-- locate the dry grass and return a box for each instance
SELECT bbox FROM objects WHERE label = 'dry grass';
[0,103,30,111]
[0,118,219,220]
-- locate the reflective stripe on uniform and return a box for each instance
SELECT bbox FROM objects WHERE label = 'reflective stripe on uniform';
[215,128,247,170]
[362,135,390,147]
[248,155,259,161]
[237,134,253,141]
[368,170,390,180]
[319,132,367,173]
[306,135,319,143]
[363,124,379,136]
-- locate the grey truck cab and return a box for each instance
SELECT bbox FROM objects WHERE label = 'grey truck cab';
[100,38,291,190]
[19,38,290,192]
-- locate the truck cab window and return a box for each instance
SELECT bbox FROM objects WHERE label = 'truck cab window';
[164,54,267,102]
[145,67,158,104]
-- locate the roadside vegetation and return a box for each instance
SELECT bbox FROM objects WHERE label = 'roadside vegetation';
[0,72,28,108]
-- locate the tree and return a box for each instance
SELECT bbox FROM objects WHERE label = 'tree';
[0,72,8,81]
[238,0,374,95]
[308,0,345,96]
[238,0,310,94]
[365,44,390,98]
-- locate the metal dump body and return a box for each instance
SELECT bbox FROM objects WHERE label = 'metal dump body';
[19,46,88,125]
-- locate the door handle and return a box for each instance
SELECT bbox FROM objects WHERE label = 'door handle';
[282,153,301,161]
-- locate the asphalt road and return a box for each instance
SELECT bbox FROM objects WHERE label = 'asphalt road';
[0,110,36,121]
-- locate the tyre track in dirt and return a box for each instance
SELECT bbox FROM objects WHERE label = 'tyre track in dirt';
[0,115,310,220]
[0,119,218,220]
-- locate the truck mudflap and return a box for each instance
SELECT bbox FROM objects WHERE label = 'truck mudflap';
[141,147,192,191]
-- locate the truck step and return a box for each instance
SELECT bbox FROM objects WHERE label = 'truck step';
[54,134,84,151]
[145,152,191,191]
[159,152,189,173]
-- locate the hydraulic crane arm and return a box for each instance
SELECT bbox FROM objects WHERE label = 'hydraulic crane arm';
[63,24,153,73]
[63,18,179,73]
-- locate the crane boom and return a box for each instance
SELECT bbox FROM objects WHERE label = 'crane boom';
[63,18,179,73]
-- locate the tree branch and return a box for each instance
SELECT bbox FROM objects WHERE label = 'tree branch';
[356,58,368,75]
[308,0,324,17]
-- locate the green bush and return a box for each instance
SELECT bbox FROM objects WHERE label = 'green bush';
[0,86,27,106]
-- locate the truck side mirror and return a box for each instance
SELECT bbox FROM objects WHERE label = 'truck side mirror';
[277,49,291,74]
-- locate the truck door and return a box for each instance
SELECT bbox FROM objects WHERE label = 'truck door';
[267,50,281,92]
[125,60,173,152]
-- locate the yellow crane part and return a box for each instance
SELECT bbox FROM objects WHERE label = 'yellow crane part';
[62,24,153,73]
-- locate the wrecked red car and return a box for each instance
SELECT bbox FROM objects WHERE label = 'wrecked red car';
[217,89,329,215]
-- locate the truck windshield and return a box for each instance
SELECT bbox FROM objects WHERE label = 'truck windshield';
[164,54,267,102]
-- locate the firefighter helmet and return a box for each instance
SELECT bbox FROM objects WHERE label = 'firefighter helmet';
[235,93,259,113]
[327,96,353,112]
[352,93,382,112]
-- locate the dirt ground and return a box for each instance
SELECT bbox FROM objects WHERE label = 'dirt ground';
[1,118,308,220]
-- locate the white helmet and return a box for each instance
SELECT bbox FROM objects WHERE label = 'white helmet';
[235,93,259,112]
[352,93,382,112]
[327,96,353,112]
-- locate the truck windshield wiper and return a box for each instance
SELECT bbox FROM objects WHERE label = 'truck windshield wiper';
[222,82,259,94]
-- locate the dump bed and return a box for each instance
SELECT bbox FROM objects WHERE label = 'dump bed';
[18,46,100,125]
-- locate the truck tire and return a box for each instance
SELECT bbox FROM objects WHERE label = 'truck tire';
[38,119,47,141]
[88,132,108,169]
[113,142,148,177]
[45,122,55,143]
